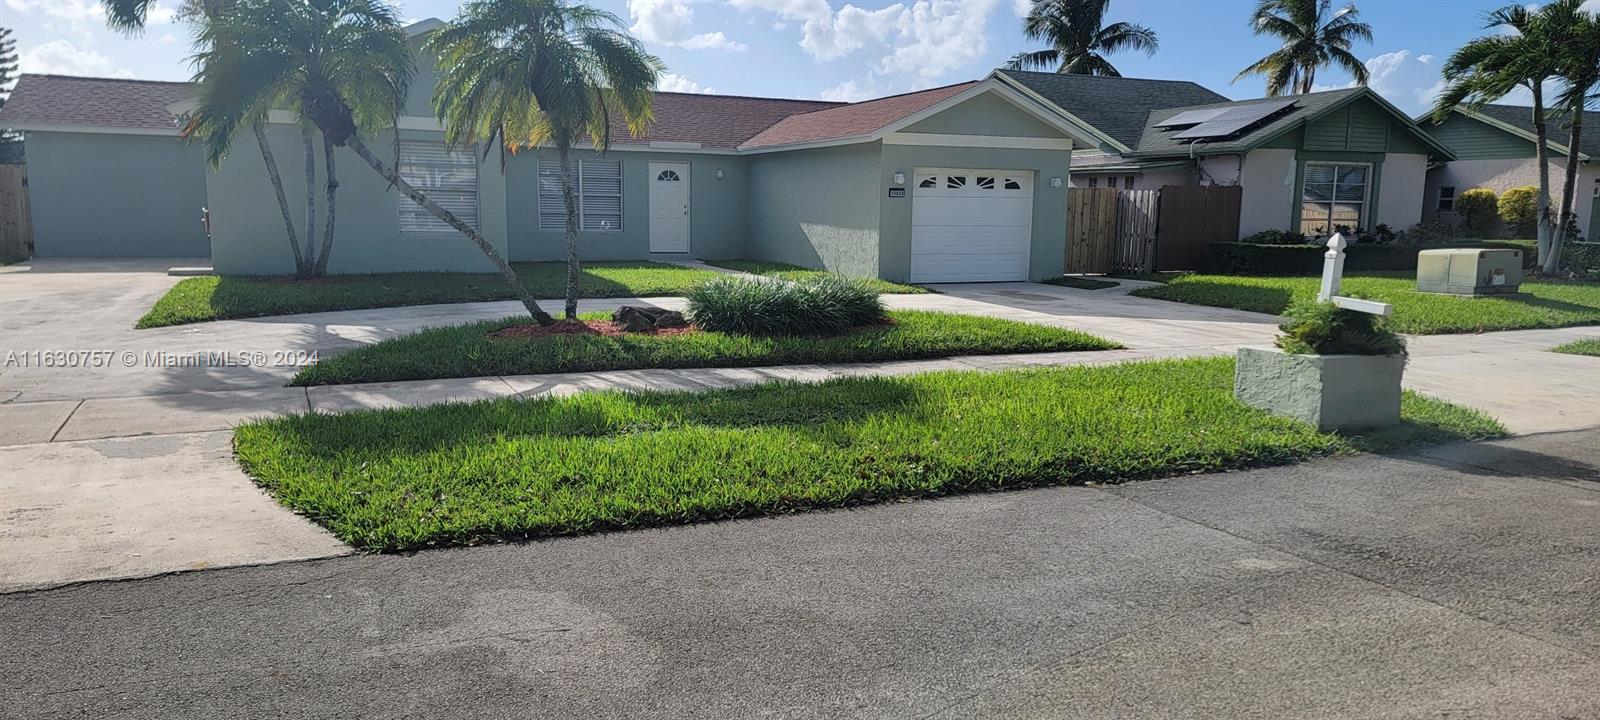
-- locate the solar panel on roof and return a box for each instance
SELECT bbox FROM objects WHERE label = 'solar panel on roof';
[1171,99,1296,140]
[1153,107,1228,128]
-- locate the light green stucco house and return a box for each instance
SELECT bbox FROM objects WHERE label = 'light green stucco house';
[999,71,1457,240]
[0,19,1105,284]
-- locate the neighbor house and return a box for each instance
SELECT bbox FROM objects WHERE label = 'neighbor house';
[1420,104,1598,241]
[997,70,1457,239]
[0,19,1112,284]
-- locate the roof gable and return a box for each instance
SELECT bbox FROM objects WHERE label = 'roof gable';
[0,74,191,132]
[995,69,1230,150]
[1433,104,1599,160]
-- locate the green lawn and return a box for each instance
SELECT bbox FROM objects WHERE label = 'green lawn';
[1042,275,1119,290]
[1130,272,1600,334]
[291,310,1120,386]
[136,262,725,328]
[1552,338,1600,356]
[237,357,1505,551]
[704,260,929,294]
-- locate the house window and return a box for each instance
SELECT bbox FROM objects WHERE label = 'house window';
[946,175,967,189]
[538,158,624,232]
[918,175,938,188]
[656,169,680,182]
[1003,178,1021,190]
[1437,186,1456,212]
[1300,163,1368,236]
[396,141,477,236]
[976,176,995,190]
[1124,176,1135,190]
[1088,177,1099,188]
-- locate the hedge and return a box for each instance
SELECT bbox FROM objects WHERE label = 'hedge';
[1565,242,1600,273]
[1208,240,1539,276]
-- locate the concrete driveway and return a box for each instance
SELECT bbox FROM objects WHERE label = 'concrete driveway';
[2,430,1595,718]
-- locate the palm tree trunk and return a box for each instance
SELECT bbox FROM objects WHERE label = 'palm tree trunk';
[1549,110,1583,274]
[301,124,319,277]
[253,122,306,275]
[343,134,556,326]
[314,134,337,276]
[558,142,580,320]
[1532,83,1554,265]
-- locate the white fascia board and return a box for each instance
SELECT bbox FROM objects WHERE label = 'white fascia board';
[6,123,178,137]
[882,132,1073,150]
[989,72,1131,153]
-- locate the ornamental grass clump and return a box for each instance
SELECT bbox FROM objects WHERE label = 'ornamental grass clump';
[1275,300,1407,358]
[687,275,886,335]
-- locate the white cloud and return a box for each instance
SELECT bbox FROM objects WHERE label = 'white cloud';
[733,0,1002,87]
[628,0,747,51]
[5,0,104,39]
[1012,0,1034,17]
[819,79,876,102]
[145,2,177,24]
[1362,50,1413,96]
[1416,54,1435,65]
[657,73,716,94]
[19,39,134,78]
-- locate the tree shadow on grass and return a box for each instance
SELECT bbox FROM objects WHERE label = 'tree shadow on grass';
[1496,293,1600,316]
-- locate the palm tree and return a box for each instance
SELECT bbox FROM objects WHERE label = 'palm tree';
[1431,3,1565,265]
[1549,1,1600,273]
[187,0,556,323]
[1005,0,1157,76]
[1234,0,1372,96]
[427,0,661,320]
[100,0,155,33]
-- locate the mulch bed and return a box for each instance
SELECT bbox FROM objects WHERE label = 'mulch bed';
[488,319,700,339]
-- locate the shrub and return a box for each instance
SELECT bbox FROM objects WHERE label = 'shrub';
[1357,224,1397,245]
[1455,188,1499,235]
[1239,229,1309,245]
[1275,300,1407,357]
[1208,238,1539,275]
[1563,242,1600,275]
[686,275,886,335]
[1394,221,1457,246]
[1497,185,1539,237]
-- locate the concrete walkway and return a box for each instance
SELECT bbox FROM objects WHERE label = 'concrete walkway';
[2,260,1597,591]
[3,430,1595,718]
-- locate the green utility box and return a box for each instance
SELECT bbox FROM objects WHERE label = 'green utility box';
[1416,248,1523,296]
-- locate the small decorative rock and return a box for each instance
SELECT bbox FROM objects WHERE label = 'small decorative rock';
[612,305,689,333]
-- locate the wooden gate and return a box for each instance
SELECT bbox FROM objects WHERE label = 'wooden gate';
[0,165,31,261]
[1154,184,1240,271]
[1065,187,1118,273]
[1113,189,1159,273]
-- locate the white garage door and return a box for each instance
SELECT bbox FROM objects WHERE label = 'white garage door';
[910,168,1033,283]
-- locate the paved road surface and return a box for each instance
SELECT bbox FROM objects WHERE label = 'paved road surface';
[3,430,1595,719]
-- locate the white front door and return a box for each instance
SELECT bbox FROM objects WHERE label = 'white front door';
[648,162,690,253]
[910,168,1033,283]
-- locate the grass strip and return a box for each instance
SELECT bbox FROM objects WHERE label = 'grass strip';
[290,310,1120,386]
[1130,272,1600,334]
[137,262,725,328]
[1551,338,1600,356]
[237,357,1506,551]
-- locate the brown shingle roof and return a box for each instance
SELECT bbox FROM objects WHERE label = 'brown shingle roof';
[0,74,191,131]
[739,82,977,150]
[607,91,843,150]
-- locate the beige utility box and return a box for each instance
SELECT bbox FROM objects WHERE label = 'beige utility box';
[1416,248,1523,295]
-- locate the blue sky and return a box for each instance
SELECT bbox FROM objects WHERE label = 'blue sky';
[1,0,1583,115]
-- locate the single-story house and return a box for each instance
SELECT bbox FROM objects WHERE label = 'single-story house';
[996,70,1457,239]
[1420,104,1598,240]
[0,19,1112,283]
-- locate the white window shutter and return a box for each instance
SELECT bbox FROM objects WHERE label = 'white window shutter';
[580,159,623,232]
[396,141,477,236]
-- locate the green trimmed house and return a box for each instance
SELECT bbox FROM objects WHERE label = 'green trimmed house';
[1420,104,1598,240]
[998,71,1457,239]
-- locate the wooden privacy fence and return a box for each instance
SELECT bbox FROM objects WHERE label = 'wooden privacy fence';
[1064,184,1242,274]
[0,165,31,261]
[1065,187,1118,273]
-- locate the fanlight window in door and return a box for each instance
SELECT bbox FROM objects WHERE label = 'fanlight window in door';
[656,169,681,182]
[946,175,967,189]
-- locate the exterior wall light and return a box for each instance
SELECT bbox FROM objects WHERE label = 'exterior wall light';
[1049,177,1063,188]
[715,168,725,180]
[893,171,906,185]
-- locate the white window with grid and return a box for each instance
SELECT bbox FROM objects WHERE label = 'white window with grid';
[1300,162,1369,236]
[537,158,623,232]
[396,141,477,236]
